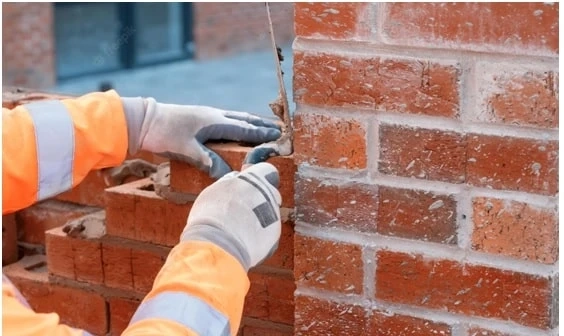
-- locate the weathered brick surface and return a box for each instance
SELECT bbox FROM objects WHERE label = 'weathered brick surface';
[375,251,556,329]
[377,186,457,244]
[293,112,367,169]
[295,175,378,232]
[105,178,193,246]
[379,125,467,183]
[466,135,558,195]
[239,318,293,336]
[474,64,559,128]
[294,52,461,117]
[294,235,363,294]
[3,214,19,265]
[170,143,296,208]
[294,3,369,40]
[108,297,140,335]
[381,2,559,55]
[472,198,558,264]
[244,271,295,325]
[262,210,295,270]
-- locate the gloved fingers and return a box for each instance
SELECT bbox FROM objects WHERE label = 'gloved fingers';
[243,143,281,166]
[195,121,281,144]
[197,143,233,179]
[239,162,282,206]
[223,110,282,130]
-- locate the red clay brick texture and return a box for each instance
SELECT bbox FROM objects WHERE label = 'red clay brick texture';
[375,251,556,329]
[472,198,558,264]
[105,178,193,246]
[295,295,452,336]
[294,3,369,40]
[379,125,467,183]
[295,175,378,232]
[381,2,559,55]
[2,3,55,88]
[294,235,363,295]
[262,212,295,270]
[170,143,296,208]
[294,52,461,117]
[377,186,457,244]
[109,297,141,335]
[466,135,558,195]
[244,271,295,325]
[3,214,18,265]
[475,65,559,129]
[293,113,367,169]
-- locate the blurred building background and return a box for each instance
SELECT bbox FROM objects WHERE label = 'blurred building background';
[2,2,295,116]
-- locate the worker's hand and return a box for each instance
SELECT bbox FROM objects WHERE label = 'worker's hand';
[121,97,281,179]
[179,162,281,271]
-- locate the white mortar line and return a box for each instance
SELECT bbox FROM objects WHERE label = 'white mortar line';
[362,246,376,299]
[450,323,467,336]
[295,286,555,336]
[293,37,559,65]
[295,104,559,141]
[295,222,558,277]
[297,167,558,208]
[456,186,474,250]
[371,2,386,42]
[366,116,379,175]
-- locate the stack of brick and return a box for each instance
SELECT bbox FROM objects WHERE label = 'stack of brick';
[292,2,558,336]
[2,89,297,335]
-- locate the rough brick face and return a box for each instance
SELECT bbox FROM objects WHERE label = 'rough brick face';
[475,65,559,128]
[368,310,452,336]
[293,52,461,117]
[294,3,369,39]
[377,186,457,244]
[293,112,367,169]
[109,297,140,335]
[472,198,558,264]
[375,251,555,329]
[382,2,559,55]
[466,135,558,195]
[295,175,378,232]
[379,125,467,183]
[244,272,295,325]
[294,235,363,294]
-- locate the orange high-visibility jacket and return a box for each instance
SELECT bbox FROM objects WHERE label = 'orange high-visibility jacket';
[2,90,250,336]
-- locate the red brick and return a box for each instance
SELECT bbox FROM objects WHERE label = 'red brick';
[240,318,293,336]
[379,125,467,183]
[472,198,558,264]
[377,186,457,244]
[467,328,514,336]
[170,143,296,208]
[244,271,295,325]
[17,200,99,245]
[4,255,108,335]
[466,135,558,195]
[382,3,559,55]
[369,310,452,336]
[375,251,556,329]
[294,295,366,336]
[293,52,460,117]
[262,210,295,270]
[3,213,19,265]
[102,237,169,294]
[294,235,363,294]
[109,297,141,335]
[477,66,558,128]
[45,212,105,283]
[105,178,194,246]
[294,112,367,169]
[295,176,378,232]
[294,3,369,39]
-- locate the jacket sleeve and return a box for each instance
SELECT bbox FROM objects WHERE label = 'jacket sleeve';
[121,241,250,336]
[2,90,129,215]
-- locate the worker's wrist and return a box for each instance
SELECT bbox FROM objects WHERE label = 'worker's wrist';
[180,223,252,271]
[120,97,147,156]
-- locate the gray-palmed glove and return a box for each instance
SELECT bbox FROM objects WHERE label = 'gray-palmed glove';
[121,97,281,178]
[180,162,282,271]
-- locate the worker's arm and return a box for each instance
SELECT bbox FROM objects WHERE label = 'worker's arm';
[2,90,129,214]
[122,163,282,336]
[2,92,280,215]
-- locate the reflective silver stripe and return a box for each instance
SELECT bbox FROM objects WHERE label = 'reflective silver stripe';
[81,331,93,336]
[2,274,31,309]
[25,100,75,200]
[129,291,230,336]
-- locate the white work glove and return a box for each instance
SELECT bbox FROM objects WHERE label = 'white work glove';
[121,97,281,179]
[180,162,282,271]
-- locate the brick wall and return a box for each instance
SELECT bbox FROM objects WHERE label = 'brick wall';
[292,2,558,336]
[193,2,294,59]
[2,3,56,88]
